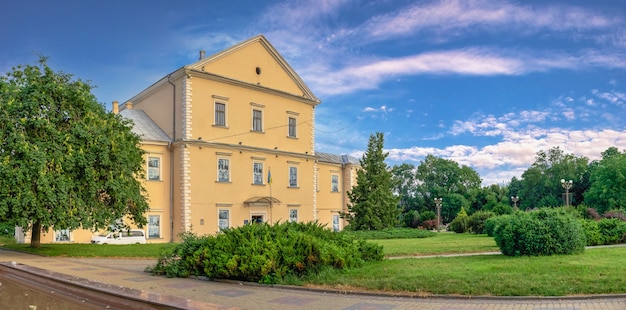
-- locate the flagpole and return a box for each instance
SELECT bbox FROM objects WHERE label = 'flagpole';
[268,167,272,224]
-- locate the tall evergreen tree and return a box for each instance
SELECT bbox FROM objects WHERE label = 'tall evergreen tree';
[343,132,400,230]
[0,57,149,248]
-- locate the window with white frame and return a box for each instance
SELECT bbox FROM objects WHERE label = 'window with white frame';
[288,117,297,137]
[217,158,230,182]
[218,210,229,230]
[148,215,160,238]
[252,109,263,132]
[332,214,340,232]
[147,156,161,181]
[289,209,298,222]
[289,166,298,188]
[54,229,71,242]
[331,174,339,192]
[253,162,264,185]
[214,102,226,126]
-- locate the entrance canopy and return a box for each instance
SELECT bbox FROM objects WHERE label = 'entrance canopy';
[244,196,280,207]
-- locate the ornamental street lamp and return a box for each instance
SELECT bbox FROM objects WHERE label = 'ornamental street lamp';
[511,195,519,211]
[434,198,443,229]
[561,179,573,207]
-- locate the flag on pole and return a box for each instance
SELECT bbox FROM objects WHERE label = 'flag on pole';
[267,168,272,185]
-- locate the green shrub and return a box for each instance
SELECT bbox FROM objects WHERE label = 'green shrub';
[467,211,496,234]
[580,219,603,246]
[448,207,469,233]
[422,219,438,230]
[493,208,586,256]
[403,210,420,228]
[484,215,511,237]
[0,222,14,236]
[150,221,383,283]
[597,218,626,244]
[420,211,436,223]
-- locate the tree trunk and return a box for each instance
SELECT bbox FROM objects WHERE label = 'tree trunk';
[30,221,41,248]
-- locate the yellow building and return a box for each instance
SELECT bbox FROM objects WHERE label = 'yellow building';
[20,35,359,244]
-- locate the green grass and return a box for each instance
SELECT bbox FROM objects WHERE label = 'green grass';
[1,243,175,258]
[295,247,626,296]
[373,232,500,257]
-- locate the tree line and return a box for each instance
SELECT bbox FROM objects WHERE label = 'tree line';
[345,132,626,230]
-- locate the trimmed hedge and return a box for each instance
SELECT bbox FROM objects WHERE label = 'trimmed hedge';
[345,227,435,239]
[150,221,383,283]
[493,208,586,256]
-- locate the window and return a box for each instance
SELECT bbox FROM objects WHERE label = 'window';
[288,117,297,137]
[54,229,71,242]
[148,215,160,238]
[253,162,264,185]
[251,214,264,224]
[289,209,298,222]
[148,156,161,181]
[252,109,263,132]
[218,210,229,230]
[331,175,339,192]
[332,215,340,232]
[289,166,298,188]
[217,158,230,182]
[215,102,226,126]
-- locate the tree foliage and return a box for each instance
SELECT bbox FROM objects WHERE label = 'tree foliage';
[0,57,149,247]
[518,147,589,210]
[344,132,400,230]
[584,147,626,214]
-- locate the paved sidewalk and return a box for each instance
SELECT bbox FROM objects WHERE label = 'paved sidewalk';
[1,248,625,310]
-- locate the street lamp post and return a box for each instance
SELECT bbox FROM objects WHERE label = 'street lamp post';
[434,198,443,230]
[511,196,519,211]
[561,179,573,207]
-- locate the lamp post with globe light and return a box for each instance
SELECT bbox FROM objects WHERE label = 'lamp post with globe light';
[561,179,573,207]
[511,196,519,211]
[434,198,443,230]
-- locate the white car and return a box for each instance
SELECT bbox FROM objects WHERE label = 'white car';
[91,229,147,244]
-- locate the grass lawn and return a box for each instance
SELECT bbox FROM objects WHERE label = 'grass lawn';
[373,232,500,257]
[1,242,175,258]
[298,246,626,296]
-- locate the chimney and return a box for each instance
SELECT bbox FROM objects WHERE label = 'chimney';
[199,50,206,60]
[112,100,119,114]
[126,101,133,110]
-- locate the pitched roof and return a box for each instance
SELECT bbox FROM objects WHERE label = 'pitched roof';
[119,109,171,143]
[186,35,319,104]
[316,152,360,165]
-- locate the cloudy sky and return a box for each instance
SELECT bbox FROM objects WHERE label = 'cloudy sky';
[2,0,625,185]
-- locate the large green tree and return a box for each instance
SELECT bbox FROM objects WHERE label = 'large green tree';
[518,147,588,210]
[0,57,149,247]
[584,147,626,214]
[344,132,400,230]
[414,155,481,222]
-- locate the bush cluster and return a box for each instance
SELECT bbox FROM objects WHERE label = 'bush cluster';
[448,207,468,233]
[484,215,511,237]
[467,211,496,234]
[150,221,383,283]
[493,208,586,256]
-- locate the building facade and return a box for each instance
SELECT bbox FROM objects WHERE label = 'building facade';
[21,35,358,244]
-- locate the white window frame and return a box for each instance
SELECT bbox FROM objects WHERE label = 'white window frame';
[54,229,71,242]
[218,209,230,230]
[214,101,227,127]
[289,166,298,188]
[288,116,297,138]
[148,215,160,239]
[289,209,298,222]
[332,214,341,232]
[217,157,230,182]
[253,161,264,185]
[331,174,339,192]
[147,156,161,181]
[252,108,263,132]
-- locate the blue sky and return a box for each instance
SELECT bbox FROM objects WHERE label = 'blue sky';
[2,0,625,185]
